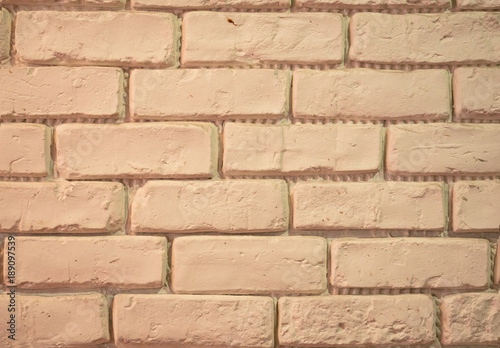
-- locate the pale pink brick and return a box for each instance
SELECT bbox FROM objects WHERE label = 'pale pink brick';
[55,123,218,179]
[293,69,450,120]
[131,180,289,233]
[171,236,326,295]
[0,294,109,347]
[181,12,345,67]
[0,182,125,233]
[457,0,500,9]
[0,123,51,177]
[330,238,490,290]
[278,295,436,347]
[452,181,500,232]
[7,236,167,289]
[350,12,500,65]
[296,0,449,8]
[130,69,290,121]
[386,123,500,176]
[223,123,382,175]
[454,67,500,120]
[113,294,275,348]
[292,182,445,230]
[441,293,500,345]
[4,0,124,7]
[16,11,180,67]
[0,67,124,119]
[133,0,289,10]
[0,9,11,61]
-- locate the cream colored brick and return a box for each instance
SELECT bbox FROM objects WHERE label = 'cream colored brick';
[386,123,500,175]
[279,295,436,347]
[4,0,124,7]
[182,12,345,67]
[0,9,11,61]
[113,294,274,348]
[171,236,326,295]
[293,69,450,120]
[296,0,450,8]
[133,0,290,10]
[55,123,218,179]
[0,182,125,233]
[0,124,51,177]
[7,236,167,289]
[0,67,124,119]
[441,293,500,345]
[452,181,500,232]
[330,238,490,290]
[350,12,500,65]
[130,69,290,120]
[0,294,109,347]
[16,11,179,67]
[454,67,500,120]
[131,180,289,233]
[457,0,500,9]
[292,182,445,230]
[223,123,382,175]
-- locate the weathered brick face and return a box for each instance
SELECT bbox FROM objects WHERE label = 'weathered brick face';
[1,0,499,346]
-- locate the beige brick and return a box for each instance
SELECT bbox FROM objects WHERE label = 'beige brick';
[171,236,326,295]
[16,11,179,67]
[452,181,500,232]
[133,0,290,10]
[292,182,445,230]
[296,0,450,8]
[0,67,124,119]
[0,123,51,177]
[130,69,290,121]
[457,0,500,9]
[55,123,218,179]
[495,243,500,286]
[293,69,450,120]
[223,123,382,175]
[181,12,345,67]
[7,236,167,289]
[4,0,124,8]
[0,9,11,61]
[113,294,274,347]
[454,67,500,120]
[131,180,289,233]
[441,293,500,345]
[350,12,500,65]
[386,123,500,176]
[0,294,109,347]
[278,295,436,347]
[0,182,125,233]
[330,238,490,290]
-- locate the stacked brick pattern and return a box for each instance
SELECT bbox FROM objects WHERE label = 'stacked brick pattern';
[0,0,500,346]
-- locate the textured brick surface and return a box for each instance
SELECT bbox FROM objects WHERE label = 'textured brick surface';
[172,236,327,294]
[4,0,124,6]
[387,123,500,176]
[8,236,167,289]
[0,123,51,177]
[131,180,289,233]
[113,294,275,347]
[0,9,11,61]
[293,182,445,230]
[452,181,500,232]
[182,12,345,67]
[293,69,450,120]
[223,123,382,175]
[350,12,500,65]
[279,295,436,347]
[441,293,500,345]
[0,67,124,119]
[16,11,180,67]
[330,238,490,290]
[55,123,218,179]
[0,182,125,233]
[457,0,500,9]
[296,0,450,8]
[133,0,290,9]
[0,294,109,347]
[454,67,500,120]
[130,69,290,120]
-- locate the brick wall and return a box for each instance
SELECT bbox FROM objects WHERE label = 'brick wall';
[0,0,500,346]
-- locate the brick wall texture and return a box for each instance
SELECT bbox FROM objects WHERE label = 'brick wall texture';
[0,0,500,347]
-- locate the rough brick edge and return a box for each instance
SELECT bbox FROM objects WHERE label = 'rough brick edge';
[347,61,500,72]
[385,174,500,183]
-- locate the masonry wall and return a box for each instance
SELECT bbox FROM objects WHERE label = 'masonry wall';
[0,0,500,347]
